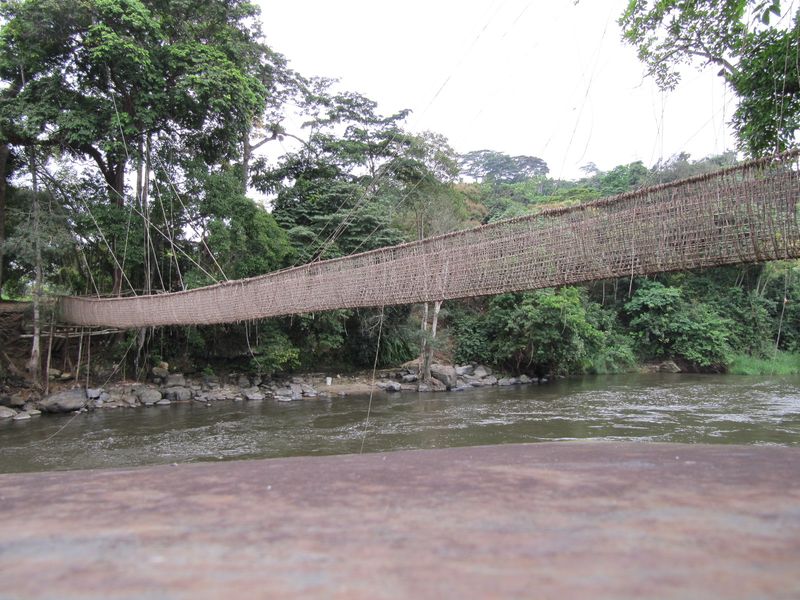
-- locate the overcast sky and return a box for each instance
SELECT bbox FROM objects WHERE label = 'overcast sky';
[256,0,737,180]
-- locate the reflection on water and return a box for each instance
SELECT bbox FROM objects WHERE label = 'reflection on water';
[1,373,799,473]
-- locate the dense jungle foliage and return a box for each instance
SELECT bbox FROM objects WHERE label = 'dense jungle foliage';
[0,0,797,381]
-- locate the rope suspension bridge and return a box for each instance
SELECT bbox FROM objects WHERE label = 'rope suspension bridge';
[59,152,800,329]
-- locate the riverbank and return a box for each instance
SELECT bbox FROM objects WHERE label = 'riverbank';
[3,441,799,599]
[0,359,562,419]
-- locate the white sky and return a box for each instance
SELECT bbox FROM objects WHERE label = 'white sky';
[257,0,737,180]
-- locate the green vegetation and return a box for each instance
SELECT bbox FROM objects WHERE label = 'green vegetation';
[728,352,800,375]
[0,1,797,383]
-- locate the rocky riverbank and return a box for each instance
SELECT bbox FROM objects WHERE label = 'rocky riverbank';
[0,361,553,419]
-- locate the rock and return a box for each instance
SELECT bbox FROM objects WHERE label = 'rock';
[120,395,139,407]
[138,388,162,406]
[165,387,192,402]
[539,377,549,384]
[59,372,74,381]
[156,399,171,405]
[300,384,317,396]
[275,387,294,401]
[519,374,532,384]
[473,365,492,378]
[237,374,251,388]
[485,375,498,386]
[430,364,457,389]
[455,365,474,376]
[289,383,303,400]
[38,389,87,413]
[401,373,418,383]
[152,366,169,379]
[0,406,16,419]
[384,381,402,392]
[418,378,447,392]
[245,391,264,401]
[47,368,62,380]
[27,409,41,416]
[8,393,26,408]
[498,377,519,386]
[86,388,103,400]
[659,360,682,373]
[12,411,31,421]
[165,373,186,387]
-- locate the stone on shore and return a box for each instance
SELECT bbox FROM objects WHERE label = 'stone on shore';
[473,365,492,379]
[137,388,162,406]
[0,406,17,419]
[12,411,31,420]
[164,387,192,402]
[384,381,402,392]
[455,365,474,376]
[165,373,186,387]
[152,366,169,379]
[38,389,87,413]
[430,364,457,389]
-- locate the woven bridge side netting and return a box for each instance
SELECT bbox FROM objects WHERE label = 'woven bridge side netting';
[60,153,800,328]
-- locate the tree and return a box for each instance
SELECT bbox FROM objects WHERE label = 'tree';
[619,0,798,154]
[0,0,268,293]
[459,149,549,183]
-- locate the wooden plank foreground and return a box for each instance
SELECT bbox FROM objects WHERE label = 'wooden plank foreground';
[1,441,799,599]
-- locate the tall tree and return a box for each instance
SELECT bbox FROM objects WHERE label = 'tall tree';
[619,0,798,154]
[0,0,267,293]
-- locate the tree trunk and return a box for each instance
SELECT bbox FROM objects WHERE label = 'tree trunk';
[27,147,42,388]
[422,300,441,382]
[419,302,428,377]
[109,161,125,296]
[0,143,9,298]
[242,131,251,194]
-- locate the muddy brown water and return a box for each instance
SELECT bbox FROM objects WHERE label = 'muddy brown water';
[1,373,799,473]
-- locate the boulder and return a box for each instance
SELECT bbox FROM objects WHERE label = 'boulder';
[275,388,294,401]
[384,381,402,392]
[38,389,87,413]
[519,374,532,384]
[473,365,492,378]
[430,364,457,389]
[658,360,682,373]
[289,383,303,400]
[152,366,169,379]
[237,374,251,388]
[401,373,418,383]
[498,377,519,386]
[138,388,162,405]
[418,378,447,392]
[165,373,186,387]
[245,391,264,401]
[485,375,498,386]
[455,365,474,377]
[86,388,103,400]
[12,411,31,421]
[6,393,26,408]
[0,406,16,419]
[165,387,192,402]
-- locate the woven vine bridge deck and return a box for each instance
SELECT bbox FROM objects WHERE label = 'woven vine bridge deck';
[60,153,800,328]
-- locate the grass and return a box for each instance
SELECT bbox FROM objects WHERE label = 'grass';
[727,351,800,376]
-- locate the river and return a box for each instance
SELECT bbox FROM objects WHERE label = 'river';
[1,373,799,473]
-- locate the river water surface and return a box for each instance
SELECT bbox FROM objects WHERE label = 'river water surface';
[1,373,799,473]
